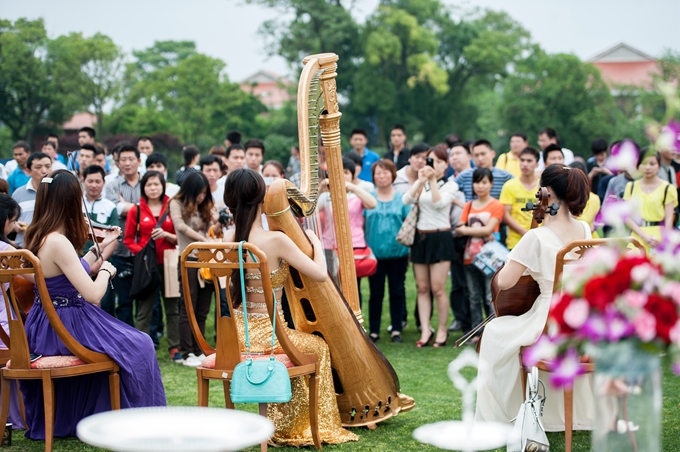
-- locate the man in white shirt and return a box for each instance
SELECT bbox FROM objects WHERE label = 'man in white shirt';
[244,138,265,173]
[218,144,246,186]
[136,136,155,175]
[200,155,225,209]
[537,127,574,167]
[11,152,52,246]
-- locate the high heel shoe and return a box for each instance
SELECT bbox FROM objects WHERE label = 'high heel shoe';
[433,332,449,348]
[415,327,435,348]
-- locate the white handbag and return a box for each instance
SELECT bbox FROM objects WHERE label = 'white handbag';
[507,367,549,452]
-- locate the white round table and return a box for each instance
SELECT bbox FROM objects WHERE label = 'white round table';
[77,406,274,452]
[414,420,513,451]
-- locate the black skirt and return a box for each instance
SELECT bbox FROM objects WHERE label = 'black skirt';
[410,230,456,264]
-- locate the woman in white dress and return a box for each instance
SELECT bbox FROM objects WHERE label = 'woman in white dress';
[475,164,596,431]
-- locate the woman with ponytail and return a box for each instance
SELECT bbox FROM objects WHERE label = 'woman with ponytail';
[475,164,596,432]
[223,169,357,447]
[169,171,215,367]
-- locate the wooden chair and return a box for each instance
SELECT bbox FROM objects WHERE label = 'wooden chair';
[0,250,121,452]
[181,243,321,451]
[520,237,645,452]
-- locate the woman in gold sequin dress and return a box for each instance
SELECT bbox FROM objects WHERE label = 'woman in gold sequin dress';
[223,168,358,447]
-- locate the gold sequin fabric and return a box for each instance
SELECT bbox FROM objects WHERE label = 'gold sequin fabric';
[244,260,289,292]
[234,313,358,446]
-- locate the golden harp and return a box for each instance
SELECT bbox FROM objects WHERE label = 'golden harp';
[263,53,415,427]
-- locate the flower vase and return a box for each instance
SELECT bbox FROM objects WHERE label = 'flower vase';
[589,341,662,452]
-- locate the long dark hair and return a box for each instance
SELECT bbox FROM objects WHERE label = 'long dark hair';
[540,164,589,216]
[223,169,266,307]
[0,195,21,245]
[173,171,213,227]
[25,170,88,256]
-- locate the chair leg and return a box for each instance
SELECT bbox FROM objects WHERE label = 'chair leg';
[0,375,11,443]
[520,369,527,402]
[197,371,209,407]
[564,388,573,452]
[109,371,121,410]
[15,380,26,428]
[222,380,234,409]
[259,403,268,452]
[42,373,55,452]
[309,374,321,450]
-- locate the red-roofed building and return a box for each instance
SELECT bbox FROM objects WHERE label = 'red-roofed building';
[588,43,658,89]
[240,70,294,109]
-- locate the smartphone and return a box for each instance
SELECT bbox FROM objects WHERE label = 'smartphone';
[426,157,434,168]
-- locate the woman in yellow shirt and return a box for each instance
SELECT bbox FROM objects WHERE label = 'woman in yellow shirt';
[623,152,678,253]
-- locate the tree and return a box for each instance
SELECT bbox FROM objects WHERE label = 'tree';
[0,18,86,144]
[499,51,616,155]
[121,42,266,149]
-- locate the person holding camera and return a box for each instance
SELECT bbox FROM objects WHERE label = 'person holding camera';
[403,145,459,348]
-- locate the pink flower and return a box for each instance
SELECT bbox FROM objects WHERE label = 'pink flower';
[622,290,648,309]
[548,348,585,389]
[606,139,639,175]
[633,310,657,342]
[631,263,656,284]
[522,335,557,367]
[669,321,680,345]
[580,314,607,342]
[564,298,590,330]
[673,362,680,375]
[660,281,680,306]
[657,121,680,153]
[605,309,634,341]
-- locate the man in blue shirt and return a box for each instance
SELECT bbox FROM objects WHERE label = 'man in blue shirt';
[454,139,514,202]
[8,141,32,194]
[346,128,379,182]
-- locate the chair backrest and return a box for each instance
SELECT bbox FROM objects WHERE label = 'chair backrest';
[181,242,316,370]
[0,250,112,369]
[552,237,646,293]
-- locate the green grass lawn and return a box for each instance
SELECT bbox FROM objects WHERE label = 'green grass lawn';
[10,268,680,451]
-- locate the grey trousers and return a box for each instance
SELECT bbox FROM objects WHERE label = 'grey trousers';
[136,263,180,349]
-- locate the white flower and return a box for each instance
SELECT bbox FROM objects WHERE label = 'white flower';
[563,298,590,330]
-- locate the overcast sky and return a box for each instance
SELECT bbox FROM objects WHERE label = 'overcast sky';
[2,0,678,81]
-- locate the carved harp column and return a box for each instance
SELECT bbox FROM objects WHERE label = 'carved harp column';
[302,54,360,317]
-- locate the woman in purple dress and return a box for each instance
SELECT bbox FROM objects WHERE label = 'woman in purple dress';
[22,170,166,439]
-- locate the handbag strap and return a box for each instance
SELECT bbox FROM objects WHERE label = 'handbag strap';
[237,241,279,360]
[135,203,141,243]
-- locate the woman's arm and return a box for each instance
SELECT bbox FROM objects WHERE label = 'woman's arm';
[44,235,111,304]
[346,182,377,209]
[664,201,675,229]
[402,178,425,205]
[278,231,327,282]
[169,200,207,242]
[496,259,528,291]
[458,217,500,237]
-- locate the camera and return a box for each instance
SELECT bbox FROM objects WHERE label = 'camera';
[218,208,233,227]
[118,265,134,280]
[426,157,434,168]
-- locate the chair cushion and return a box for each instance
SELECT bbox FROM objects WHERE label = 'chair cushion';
[6,355,86,369]
[201,353,294,369]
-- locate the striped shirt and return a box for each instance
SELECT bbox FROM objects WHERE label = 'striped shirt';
[105,175,141,257]
[11,180,38,247]
[454,167,514,202]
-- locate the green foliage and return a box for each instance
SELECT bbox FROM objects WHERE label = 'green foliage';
[263,133,296,166]
[0,18,87,143]
[499,52,616,156]
[122,41,267,150]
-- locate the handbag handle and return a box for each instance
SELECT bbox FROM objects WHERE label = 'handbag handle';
[237,241,279,360]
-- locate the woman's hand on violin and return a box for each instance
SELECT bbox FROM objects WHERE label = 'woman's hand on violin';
[150,228,166,240]
[101,227,122,248]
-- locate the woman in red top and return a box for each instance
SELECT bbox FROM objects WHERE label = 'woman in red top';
[123,171,179,357]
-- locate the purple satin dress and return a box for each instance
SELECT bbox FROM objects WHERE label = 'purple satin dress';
[21,259,166,439]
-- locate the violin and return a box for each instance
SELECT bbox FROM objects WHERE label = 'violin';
[87,221,119,244]
[455,187,558,348]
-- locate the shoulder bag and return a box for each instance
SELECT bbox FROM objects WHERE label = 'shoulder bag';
[396,186,424,247]
[453,201,472,254]
[507,366,549,452]
[130,207,168,299]
[230,241,292,404]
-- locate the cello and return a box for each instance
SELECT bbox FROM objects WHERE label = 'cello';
[454,187,558,347]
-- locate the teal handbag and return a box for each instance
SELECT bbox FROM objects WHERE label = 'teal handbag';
[230,241,293,404]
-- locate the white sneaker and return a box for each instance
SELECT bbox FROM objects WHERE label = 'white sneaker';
[197,354,206,361]
[183,353,202,367]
